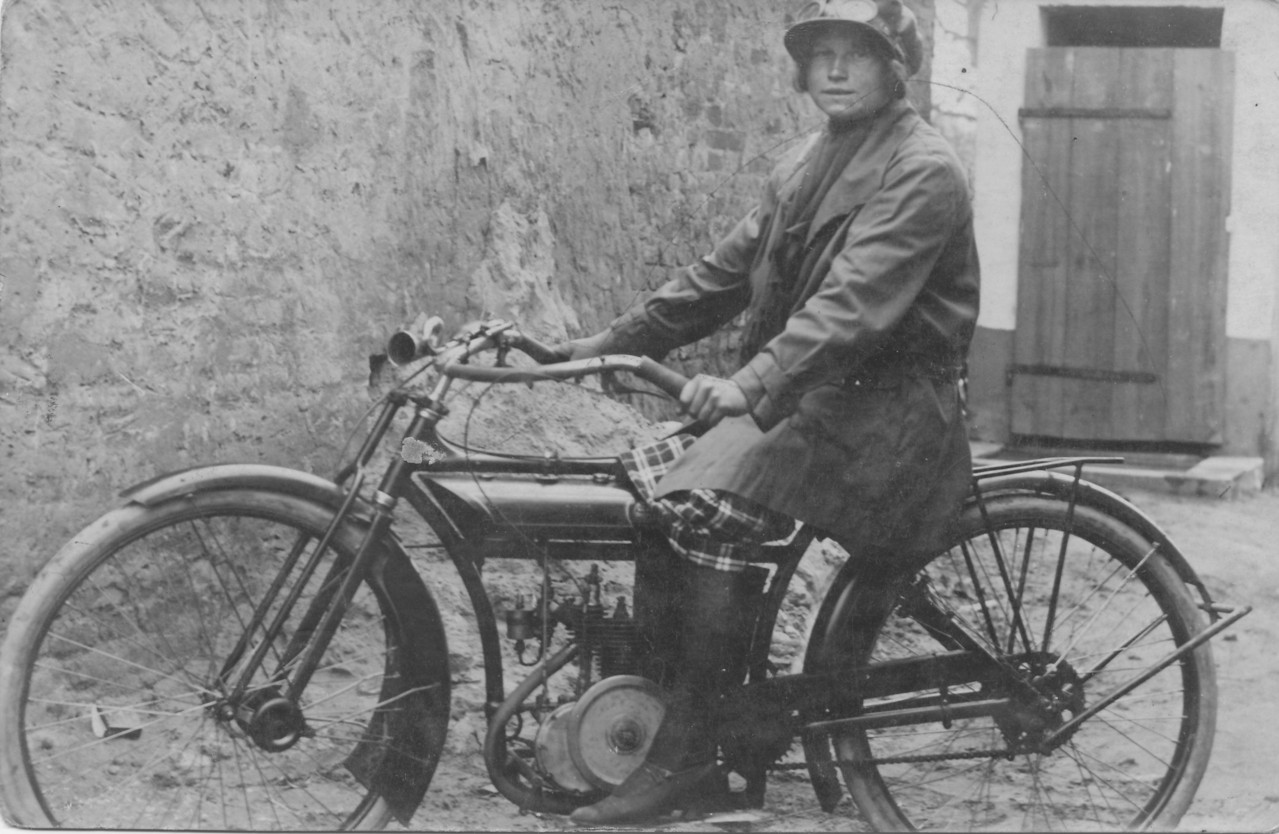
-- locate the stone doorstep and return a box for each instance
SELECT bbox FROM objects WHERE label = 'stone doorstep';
[970,442,1265,499]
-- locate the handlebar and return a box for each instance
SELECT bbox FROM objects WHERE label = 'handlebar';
[442,353,690,399]
[390,319,690,400]
[502,332,570,366]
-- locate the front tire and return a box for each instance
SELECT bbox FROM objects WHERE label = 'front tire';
[804,494,1217,831]
[0,489,439,830]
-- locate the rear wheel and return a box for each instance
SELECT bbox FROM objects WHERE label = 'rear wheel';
[805,494,1216,831]
[0,489,442,830]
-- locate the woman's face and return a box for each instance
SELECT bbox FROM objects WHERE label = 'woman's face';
[804,29,891,123]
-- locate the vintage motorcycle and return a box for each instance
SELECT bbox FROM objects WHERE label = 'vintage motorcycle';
[0,316,1250,831]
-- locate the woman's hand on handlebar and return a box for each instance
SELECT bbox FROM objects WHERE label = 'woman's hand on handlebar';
[548,330,747,425]
[680,374,749,427]
[537,328,742,422]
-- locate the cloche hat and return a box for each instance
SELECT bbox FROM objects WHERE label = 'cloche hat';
[784,0,923,77]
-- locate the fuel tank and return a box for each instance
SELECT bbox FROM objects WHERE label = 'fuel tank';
[410,469,649,553]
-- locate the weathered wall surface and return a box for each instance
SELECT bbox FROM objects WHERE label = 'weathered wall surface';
[0,0,768,602]
[0,0,935,608]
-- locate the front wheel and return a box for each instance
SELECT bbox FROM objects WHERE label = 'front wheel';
[0,489,446,830]
[805,494,1217,831]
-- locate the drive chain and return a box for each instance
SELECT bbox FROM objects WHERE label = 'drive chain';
[773,747,1015,770]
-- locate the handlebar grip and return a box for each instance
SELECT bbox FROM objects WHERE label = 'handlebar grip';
[508,333,571,365]
[508,330,689,396]
[636,357,690,399]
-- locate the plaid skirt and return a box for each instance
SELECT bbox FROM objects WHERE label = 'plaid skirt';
[619,435,796,573]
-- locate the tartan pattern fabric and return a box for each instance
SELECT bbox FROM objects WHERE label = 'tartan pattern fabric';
[620,435,796,572]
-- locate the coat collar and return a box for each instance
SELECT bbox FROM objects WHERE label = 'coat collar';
[805,99,919,245]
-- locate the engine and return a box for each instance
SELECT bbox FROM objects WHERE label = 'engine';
[498,563,791,802]
[500,565,668,794]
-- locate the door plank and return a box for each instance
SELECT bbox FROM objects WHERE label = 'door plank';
[1167,50,1232,443]
[1059,48,1121,441]
[1113,48,1173,440]
[1013,49,1076,438]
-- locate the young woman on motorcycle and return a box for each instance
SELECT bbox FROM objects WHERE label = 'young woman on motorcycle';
[562,0,980,823]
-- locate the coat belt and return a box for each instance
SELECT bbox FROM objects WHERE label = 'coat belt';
[843,355,965,390]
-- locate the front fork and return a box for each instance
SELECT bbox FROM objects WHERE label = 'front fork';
[212,392,441,741]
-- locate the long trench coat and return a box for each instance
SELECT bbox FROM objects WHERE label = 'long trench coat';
[606,99,980,560]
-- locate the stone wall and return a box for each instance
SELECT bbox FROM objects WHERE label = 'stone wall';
[0,0,933,607]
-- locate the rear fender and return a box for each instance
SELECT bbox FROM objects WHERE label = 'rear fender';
[122,464,450,822]
[804,468,1214,658]
[970,471,1216,613]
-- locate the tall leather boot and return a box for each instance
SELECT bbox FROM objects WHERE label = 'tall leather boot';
[630,532,686,687]
[570,561,768,826]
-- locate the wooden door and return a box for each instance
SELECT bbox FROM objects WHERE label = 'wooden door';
[1011,48,1233,445]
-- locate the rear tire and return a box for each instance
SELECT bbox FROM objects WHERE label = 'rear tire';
[804,495,1217,831]
[0,489,441,830]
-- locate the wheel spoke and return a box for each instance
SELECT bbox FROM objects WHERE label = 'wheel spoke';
[30,699,210,767]
[1049,544,1160,670]
[1058,742,1152,810]
[42,630,220,698]
[60,579,205,691]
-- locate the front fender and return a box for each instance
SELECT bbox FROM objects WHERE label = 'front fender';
[122,464,450,822]
[121,463,374,519]
[357,538,452,824]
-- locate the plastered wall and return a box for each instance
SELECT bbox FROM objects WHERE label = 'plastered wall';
[0,0,792,602]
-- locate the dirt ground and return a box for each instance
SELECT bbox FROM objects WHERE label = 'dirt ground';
[401,485,1279,833]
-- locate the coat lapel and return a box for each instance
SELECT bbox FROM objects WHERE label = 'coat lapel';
[806,101,919,246]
